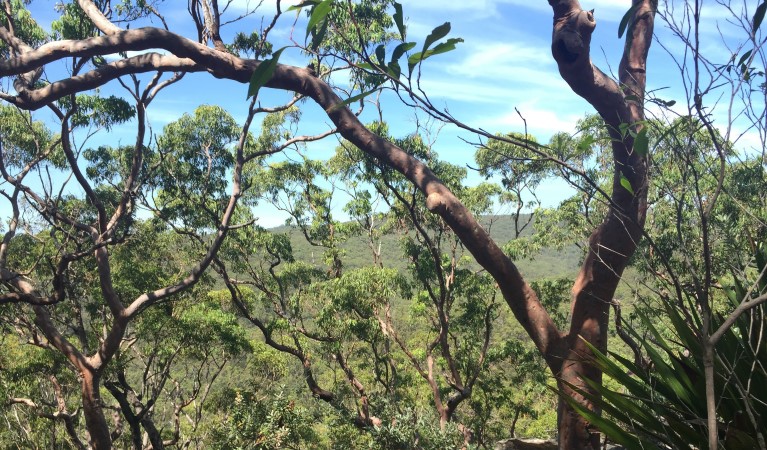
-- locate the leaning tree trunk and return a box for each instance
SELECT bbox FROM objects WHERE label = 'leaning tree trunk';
[549,1,655,448]
[31,304,116,449]
[81,369,112,450]
[0,1,657,448]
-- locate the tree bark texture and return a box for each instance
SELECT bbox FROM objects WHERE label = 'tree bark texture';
[0,1,656,448]
[549,1,654,448]
[81,370,112,450]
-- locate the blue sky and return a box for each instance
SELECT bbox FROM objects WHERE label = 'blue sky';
[50,0,633,143]
[145,0,630,138]
[8,1,763,227]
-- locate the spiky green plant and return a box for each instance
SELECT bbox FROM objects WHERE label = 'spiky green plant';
[564,245,767,450]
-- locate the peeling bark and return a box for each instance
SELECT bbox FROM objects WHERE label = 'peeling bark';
[0,1,658,447]
[81,370,111,450]
[550,1,655,448]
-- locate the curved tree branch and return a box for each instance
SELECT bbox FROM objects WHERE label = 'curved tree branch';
[0,2,663,447]
[0,14,562,371]
[550,1,655,448]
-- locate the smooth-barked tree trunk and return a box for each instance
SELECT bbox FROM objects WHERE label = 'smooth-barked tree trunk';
[0,1,656,448]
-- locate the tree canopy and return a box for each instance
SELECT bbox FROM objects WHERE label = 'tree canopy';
[1,1,766,449]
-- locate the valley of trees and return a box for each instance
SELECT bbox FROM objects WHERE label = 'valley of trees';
[0,1,765,449]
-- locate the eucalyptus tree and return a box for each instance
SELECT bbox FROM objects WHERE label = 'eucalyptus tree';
[0,31,273,448]
[0,0,660,448]
[562,115,767,450]
[332,127,561,445]
[0,109,252,447]
[566,2,767,447]
[100,222,253,449]
[212,124,528,445]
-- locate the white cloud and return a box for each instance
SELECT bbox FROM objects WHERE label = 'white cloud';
[404,0,506,18]
[102,49,169,62]
[475,104,585,138]
[412,39,572,110]
[416,67,572,108]
[415,76,524,105]
[145,107,187,125]
[407,0,629,22]
[732,128,766,154]
[445,42,553,78]
[226,0,302,15]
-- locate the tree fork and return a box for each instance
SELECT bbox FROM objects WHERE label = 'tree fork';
[0,1,658,447]
[550,1,654,448]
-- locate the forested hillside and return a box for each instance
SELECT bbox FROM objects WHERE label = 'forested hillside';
[1,1,765,449]
[274,214,583,276]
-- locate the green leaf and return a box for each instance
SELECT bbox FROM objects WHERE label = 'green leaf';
[738,49,754,67]
[580,378,656,429]
[618,121,630,138]
[644,345,694,406]
[560,391,649,450]
[662,303,701,355]
[607,353,652,396]
[407,38,463,74]
[425,38,463,58]
[633,127,649,157]
[390,41,416,64]
[327,87,380,112]
[422,22,451,54]
[287,0,319,11]
[620,173,634,195]
[618,4,637,38]
[581,340,647,395]
[387,61,401,79]
[247,46,287,99]
[577,134,595,153]
[356,62,375,71]
[375,44,386,65]
[310,17,329,50]
[407,51,423,74]
[754,1,767,33]
[306,0,332,40]
[393,2,405,40]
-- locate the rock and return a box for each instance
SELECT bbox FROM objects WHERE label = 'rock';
[495,438,626,450]
[495,438,558,450]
